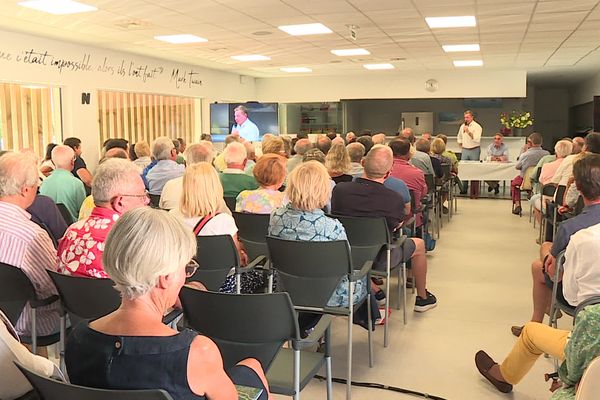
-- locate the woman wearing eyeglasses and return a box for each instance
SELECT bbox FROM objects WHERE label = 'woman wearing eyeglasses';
[65,207,270,399]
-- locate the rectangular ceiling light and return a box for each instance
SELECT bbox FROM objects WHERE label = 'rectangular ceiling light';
[280,67,312,73]
[231,55,271,61]
[425,16,476,28]
[154,34,208,44]
[278,23,332,36]
[18,0,97,14]
[453,59,483,67]
[442,44,480,52]
[331,48,370,56]
[363,63,394,70]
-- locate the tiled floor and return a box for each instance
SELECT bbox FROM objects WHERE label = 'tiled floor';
[276,198,573,400]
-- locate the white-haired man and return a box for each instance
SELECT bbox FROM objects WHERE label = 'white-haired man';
[40,145,86,222]
[0,152,60,337]
[220,142,258,198]
[231,105,259,142]
[160,141,232,212]
[287,138,313,173]
[145,136,185,195]
[57,159,149,279]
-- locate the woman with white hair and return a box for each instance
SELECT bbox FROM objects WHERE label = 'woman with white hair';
[65,207,270,399]
[531,139,573,223]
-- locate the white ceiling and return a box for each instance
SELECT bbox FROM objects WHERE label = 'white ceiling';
[1,0,600,84]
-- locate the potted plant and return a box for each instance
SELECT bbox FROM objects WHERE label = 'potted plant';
[500,111,534,136]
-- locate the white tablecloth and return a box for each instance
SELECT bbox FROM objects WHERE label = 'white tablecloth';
[458,161,518,181]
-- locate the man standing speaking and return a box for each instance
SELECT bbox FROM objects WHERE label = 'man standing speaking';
[457,110,483,197]
[231,105,260,142]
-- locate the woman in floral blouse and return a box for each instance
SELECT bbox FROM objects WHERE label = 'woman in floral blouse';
[235,154,286,214]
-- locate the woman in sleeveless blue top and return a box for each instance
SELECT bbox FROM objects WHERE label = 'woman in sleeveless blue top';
[65,208,270,400]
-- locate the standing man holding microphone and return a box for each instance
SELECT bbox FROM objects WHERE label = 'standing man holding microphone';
[457,110,483,198]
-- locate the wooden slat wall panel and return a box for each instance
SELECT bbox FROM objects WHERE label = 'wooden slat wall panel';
[0,84,61,158]
[95,90,198,152]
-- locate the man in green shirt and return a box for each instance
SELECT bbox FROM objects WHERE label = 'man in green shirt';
[40,145,86,222]
[219,141,258,198]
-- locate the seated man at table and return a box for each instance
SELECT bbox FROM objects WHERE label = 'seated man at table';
[511,154,600,337]
[331,145,437,312]
[485,133,509,195]
[511,132,549,215]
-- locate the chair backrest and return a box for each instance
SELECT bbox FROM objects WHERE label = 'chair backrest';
[180,289,297,371]
[521,166,536,190]
[188,235,240,290]
[232,212,270,260]
[55,203,73,225]
[223,197,236,212]
[0,263,36,325]
[576,356,600,400]
[47,271,120,320]
[541,183,557,197]
[330,214,389,269]
[266,236,352,308]
[148,194,161,209]
[424,174,435,193]
[555,184,567,205]
[440,163,452,181]
[15,361,174,400]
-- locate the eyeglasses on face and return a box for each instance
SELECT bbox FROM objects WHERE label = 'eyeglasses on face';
[185,259,199,278]
[116,190,150,204]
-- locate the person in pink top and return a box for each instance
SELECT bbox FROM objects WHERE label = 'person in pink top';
[388,138,428,229]
[531,139,573,224]
[57,159,149,278]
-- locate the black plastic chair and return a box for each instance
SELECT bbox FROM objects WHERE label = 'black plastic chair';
[180,289,332,400]
[0,263,60,353]
[548,250,576,329]
[543,184,567,242]
[189,235,264,293]
[232,211,270,261]
[47,271,121,372]
[55,203,73,225]
[223,196,237,211]
[148,194,161,209]
[332,214,408,348]
[15,361,174,400]
[266,236,371,400]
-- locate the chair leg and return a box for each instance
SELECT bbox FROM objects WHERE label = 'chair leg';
[293,349,301,400]
[59,314,66,374]
[402,263,407,325]
[31,309,37,354]
[367,287,373,368]
[384,250,391,348]
[325,328,333,400]
[236,274,241,294]
[347,281,354,400]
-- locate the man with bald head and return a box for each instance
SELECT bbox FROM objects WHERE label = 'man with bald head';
[572,136,585,155]
[331,145,437,312]
[40,145,86,222]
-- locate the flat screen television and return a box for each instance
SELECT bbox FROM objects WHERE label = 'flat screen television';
[210,102,279,142]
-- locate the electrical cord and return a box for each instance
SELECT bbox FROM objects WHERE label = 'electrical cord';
[314,375,448,400]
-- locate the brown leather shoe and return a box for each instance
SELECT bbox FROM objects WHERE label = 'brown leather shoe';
[511,325,523,337]
[475,350,513,393]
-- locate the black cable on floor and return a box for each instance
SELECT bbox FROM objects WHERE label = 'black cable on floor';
[314,375,448,400]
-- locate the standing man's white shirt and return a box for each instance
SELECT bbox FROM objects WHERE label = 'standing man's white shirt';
[563,223,600,306]
[231,119,259,142]
[457,120,482,149]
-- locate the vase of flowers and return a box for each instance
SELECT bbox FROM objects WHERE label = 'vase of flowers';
[500,111,534,136]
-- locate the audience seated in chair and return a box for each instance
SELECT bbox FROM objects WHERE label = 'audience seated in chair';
[145,136,185,196]
[132,141,152,171]
[326,142,353,184]
[220,142,259,198]
[65,207,270,400]
[287,138,312,174]
[236,154,286,214]
[511,132,550,215]
[268,161,370,315]
[476,259,600,397]
[57,159,149,279]
[0,152,60,337]
[400,128,435,177]
[0,309,58,400]
[331,145,437,312]
[39,145,87,222]
[347,142,365,177]
[511,154,600,337]
[63,137,93,193]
